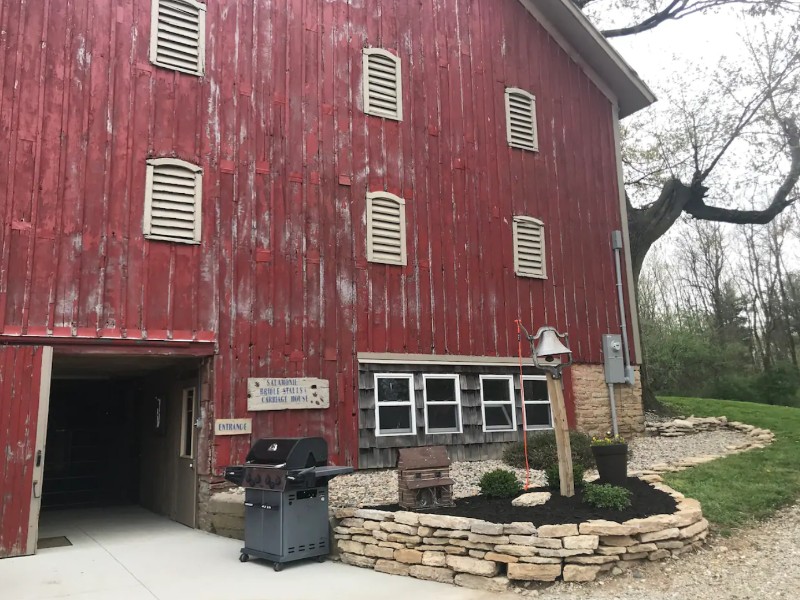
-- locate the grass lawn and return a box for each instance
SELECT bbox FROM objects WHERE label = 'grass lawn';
[660,397,800,534]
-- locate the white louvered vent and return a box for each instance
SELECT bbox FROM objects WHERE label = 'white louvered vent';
[505,88,539,152]
[144,158,203,244]
[150,0,206,76]
[367,192,407,266]
[513,216,546,278]
[362,49,403,121]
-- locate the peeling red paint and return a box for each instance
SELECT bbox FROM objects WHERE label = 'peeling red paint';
[0,345,44,558]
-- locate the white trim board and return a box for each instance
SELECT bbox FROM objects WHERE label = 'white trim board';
[26,346,53,556]
[517,0,656,118]
[358,352,546,367]
[612,105,642,364]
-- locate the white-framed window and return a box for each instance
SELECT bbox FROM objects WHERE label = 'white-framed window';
[521,375,553,431]
[374,374,416,436]
[180,387,197,458]
[513,216,546,279]
[144,157,203,244]
[480,375,516,432]
[423,374,462,434]
[366,192,407,266]
[150,0,207,76]
[505,87,538,152]
[362,48,403,121]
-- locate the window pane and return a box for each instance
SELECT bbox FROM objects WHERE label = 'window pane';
[482,379,510,402]
[426,378,456,403]
[523,379,548,402]
[525,403,551,428]
[379,405,412,433]
[485,405,513,429]
[182,389,195,458]
[427,404,458,431]
[377,377,410,403]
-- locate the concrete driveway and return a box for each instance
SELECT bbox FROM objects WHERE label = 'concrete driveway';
[0,506,505,600]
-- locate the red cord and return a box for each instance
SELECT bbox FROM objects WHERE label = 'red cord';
[515,319,531,491]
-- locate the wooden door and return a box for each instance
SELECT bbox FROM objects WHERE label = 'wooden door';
[0,345,53,558]
[175,386,198,527]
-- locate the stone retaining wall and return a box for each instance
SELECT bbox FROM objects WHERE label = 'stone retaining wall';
[331,478,706,592]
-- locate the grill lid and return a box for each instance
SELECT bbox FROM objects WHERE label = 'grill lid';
[245,437,327,469]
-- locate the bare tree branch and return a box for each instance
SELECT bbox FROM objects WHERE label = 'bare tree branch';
[586,0,800,38]
[685,117,800,222]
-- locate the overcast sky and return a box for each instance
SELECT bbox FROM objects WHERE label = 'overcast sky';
[597,7,800,267]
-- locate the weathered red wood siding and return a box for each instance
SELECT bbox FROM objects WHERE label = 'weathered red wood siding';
[0,345,44,557]
[1,0,631,469]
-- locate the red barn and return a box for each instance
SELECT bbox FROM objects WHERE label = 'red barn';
[0,0,653,556]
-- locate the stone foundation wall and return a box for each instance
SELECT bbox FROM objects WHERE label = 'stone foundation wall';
[572,364,644,437]
[331,478,706,592]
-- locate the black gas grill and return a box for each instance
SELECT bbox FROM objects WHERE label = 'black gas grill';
[224,437,352,571]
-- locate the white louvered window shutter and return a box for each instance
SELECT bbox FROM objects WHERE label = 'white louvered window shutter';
[362,49,403,121]
[505,88,539,152]
[144,158,203,244]
[150,0,206,76]
[367,192,407,266]
[513,216,546,278]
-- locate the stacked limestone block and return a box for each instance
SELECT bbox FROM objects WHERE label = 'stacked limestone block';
[205,488,246,539]
[332,478,708,591]
[647,415,774,441]
[571,364,645,437]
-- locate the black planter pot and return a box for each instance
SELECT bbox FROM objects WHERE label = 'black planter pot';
[591,443,628,486]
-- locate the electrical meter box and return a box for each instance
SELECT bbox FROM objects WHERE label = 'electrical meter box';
[602,334,626,384]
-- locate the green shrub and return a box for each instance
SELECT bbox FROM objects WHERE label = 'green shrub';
[502,430,595,470]
[707,373,759,404]
[756,363,800,406]
[544,463,585,490]
[478,469,522,499]
[583,483,632,511]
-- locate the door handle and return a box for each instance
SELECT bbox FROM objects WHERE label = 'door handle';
[35,450,42,467]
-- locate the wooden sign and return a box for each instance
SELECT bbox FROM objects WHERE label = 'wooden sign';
[214,418,252,436]
[247,378,330,411]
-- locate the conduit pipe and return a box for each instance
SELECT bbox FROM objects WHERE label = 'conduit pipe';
[608,382,619,437]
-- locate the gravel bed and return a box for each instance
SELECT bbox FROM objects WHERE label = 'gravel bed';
[525,503,800,599]
[329,459,546,509]
[329,427,752,509]
[627,430,750,471]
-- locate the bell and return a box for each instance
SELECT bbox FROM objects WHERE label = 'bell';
[535,327,572,359]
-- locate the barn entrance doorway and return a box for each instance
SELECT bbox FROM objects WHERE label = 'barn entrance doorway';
[40,353,204,539]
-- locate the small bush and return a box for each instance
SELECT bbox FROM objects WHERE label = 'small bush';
[756,362,800,406]
[544,463,585,490]
[478,469,522,499]
[502,430,595,470]
[583,483,632,511]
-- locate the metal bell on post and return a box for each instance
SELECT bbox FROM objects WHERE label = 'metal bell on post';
[531,327,573,376]
[528,325,575,497]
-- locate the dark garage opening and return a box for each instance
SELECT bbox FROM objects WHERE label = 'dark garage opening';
[43,378,142,509]
[41,353,203,528]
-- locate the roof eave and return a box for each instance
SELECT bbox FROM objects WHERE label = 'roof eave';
[530,0,657,118]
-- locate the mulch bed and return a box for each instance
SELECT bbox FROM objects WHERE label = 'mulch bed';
[369,477,677,525]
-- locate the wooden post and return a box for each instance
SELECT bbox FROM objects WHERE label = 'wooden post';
[546,373,574,497]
